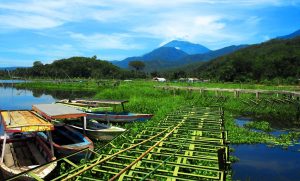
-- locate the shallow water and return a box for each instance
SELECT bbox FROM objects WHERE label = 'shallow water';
[233,118,300,180]
[235,117,251,127]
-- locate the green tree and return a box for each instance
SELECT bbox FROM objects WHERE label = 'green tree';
[129,61,145,71]
[32,61,44,76]
[33,61,43,67]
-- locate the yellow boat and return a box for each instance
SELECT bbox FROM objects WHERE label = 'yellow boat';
[0,110,56,180]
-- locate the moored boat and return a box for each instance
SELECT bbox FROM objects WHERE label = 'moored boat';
[57,99,154,123]
[87,112,154,123]
[37,125,93,160]
[65,119,126,140]
[32,104,94,161]
[0,110,56,180]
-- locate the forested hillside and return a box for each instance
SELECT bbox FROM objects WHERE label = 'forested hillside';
[10,57,142,79]
[192,37,300,83]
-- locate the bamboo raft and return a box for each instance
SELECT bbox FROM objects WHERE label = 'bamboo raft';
[7,106,230,180]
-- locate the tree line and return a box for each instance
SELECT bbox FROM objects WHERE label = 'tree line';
[2,56,147,80]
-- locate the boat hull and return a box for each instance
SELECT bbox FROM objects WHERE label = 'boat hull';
[87,113,153,123]
[0,136,56,180]
[68,124,125,140]
[38,125,94,161]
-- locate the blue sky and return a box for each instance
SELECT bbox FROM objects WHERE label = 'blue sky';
[0,0,300,67]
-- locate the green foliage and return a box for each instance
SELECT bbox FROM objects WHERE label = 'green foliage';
[129,61,145,71]
[244,121,272,132]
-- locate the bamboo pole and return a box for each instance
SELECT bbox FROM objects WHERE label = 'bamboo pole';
[108,117,187,181]
[61,122,179,181]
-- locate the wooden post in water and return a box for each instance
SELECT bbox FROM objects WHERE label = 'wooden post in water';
[234,91,239,98]
[199,89,202,94]
[256,92,260,99]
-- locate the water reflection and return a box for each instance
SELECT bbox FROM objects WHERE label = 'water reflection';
[235,117,251,127]
[0,85,96,110]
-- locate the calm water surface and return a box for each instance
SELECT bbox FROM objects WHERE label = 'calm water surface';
[232,144,300,181]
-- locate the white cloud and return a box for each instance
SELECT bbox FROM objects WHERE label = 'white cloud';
[0,0,294,30]
[68,32,143,50]
[0,14,63,29]
[1,44,83,64]
[134,14,240,48]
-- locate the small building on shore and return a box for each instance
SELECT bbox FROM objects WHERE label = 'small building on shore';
[179,77,200,83]
[153,77,166,82]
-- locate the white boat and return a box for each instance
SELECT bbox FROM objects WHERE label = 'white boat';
[66,119,126,140]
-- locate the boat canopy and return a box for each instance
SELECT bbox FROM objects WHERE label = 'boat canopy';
[32,104,86,120]
[0,110,54,133]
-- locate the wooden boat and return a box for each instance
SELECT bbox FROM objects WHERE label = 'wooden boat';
[65,119,126,140]
[0,110,56,180]
[58,99,154,123]
[32,104,94,161]
[37,125,94,160]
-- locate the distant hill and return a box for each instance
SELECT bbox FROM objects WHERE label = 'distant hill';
[111,40,246,72]
[11,57,136,79]
[142,47,188,61]
[0,67,26,71]
[177,45,248,65]
[192,37,300,82]
[162,40,210,54]
[277,29,300,39]
[112,47,188,70]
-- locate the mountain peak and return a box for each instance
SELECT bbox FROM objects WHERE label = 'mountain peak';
[162,40,210,54]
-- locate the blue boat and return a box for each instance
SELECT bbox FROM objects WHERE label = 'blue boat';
[38,125,93,160]
[32,104,94,161]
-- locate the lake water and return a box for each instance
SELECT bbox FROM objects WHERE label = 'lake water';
[232,144,300,181]
[233,118,300,180]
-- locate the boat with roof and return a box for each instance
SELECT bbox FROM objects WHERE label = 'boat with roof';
[32,104,94,161]
[57,99,153,123]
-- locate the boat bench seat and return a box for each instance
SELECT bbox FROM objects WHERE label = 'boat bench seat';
[27,142,46,165]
